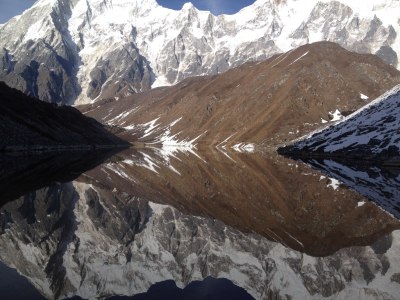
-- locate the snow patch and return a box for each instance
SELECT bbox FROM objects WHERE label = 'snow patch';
[288,51,309,66]
[327,178,341,190]
[232,143,256,153]
[329,109,343,122]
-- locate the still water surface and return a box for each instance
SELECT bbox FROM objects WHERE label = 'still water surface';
[0,147,399,299]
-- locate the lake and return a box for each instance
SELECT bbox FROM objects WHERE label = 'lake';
[0,147,399,299]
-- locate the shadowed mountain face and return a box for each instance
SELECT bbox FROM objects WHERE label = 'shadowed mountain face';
[0,82,129,152]
[0,149,123,207]
[0,147,400,300]
[80,42,400,148]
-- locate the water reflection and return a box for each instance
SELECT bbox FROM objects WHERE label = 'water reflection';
[82,147,399,256]
[301,158,400,219]
[0,147,399,299]
[0,149,121,206]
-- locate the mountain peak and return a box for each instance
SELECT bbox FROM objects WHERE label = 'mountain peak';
[182,2,195,10]
[1,0,400,104]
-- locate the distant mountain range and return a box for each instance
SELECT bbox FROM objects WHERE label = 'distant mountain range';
[1,0,400,104]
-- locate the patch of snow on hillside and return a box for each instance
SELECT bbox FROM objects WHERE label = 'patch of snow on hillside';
[288,51,309,66]
[291,84,400,153]
[329,109,343,122]
[141,118,160,138]
[327,178,341,190]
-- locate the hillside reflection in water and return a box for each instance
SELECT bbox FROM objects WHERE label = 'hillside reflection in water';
[0,147,399,299]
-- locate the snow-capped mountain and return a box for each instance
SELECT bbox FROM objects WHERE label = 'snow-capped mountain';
[1,0,400,104]
[278,84,400,162]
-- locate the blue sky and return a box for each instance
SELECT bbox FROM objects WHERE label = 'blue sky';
[0,0,36,23]
[0,0,255,23]
[157,0,256,15]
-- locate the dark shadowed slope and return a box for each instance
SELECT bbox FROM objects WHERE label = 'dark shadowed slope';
[0,82,129,152]
[0,149,121,206]
[80,42,400,148]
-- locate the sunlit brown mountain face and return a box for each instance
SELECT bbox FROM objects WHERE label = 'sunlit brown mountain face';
[80,42,400,148]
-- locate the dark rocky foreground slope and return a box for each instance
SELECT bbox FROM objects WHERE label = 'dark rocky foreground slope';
[80,42,400,148]
[0,82,129,152]
[278,84,400,164]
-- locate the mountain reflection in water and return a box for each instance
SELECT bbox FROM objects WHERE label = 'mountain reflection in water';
[0,147,399,300]
[302,158,400,219]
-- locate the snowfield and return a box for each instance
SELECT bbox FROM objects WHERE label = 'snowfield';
[1,0,400,104]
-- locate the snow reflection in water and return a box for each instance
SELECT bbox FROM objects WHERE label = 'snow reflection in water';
[0,148,399,299]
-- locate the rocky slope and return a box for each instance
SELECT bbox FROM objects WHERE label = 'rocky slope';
[0,178,400,300]
[278,84,400,162]
[0,82,129,152]
[80,42,400,147]
[1,0,400,104]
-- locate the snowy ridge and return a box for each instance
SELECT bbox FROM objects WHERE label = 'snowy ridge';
[1,0,400,104]
[284,84,400,156]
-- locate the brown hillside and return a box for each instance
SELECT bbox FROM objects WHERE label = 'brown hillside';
[80,42,400,148]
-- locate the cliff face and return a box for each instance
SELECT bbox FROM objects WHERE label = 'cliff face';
[0,82,129,152]
[1,0,400,104]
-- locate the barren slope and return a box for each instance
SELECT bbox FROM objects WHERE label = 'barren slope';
[80,42,400,148]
